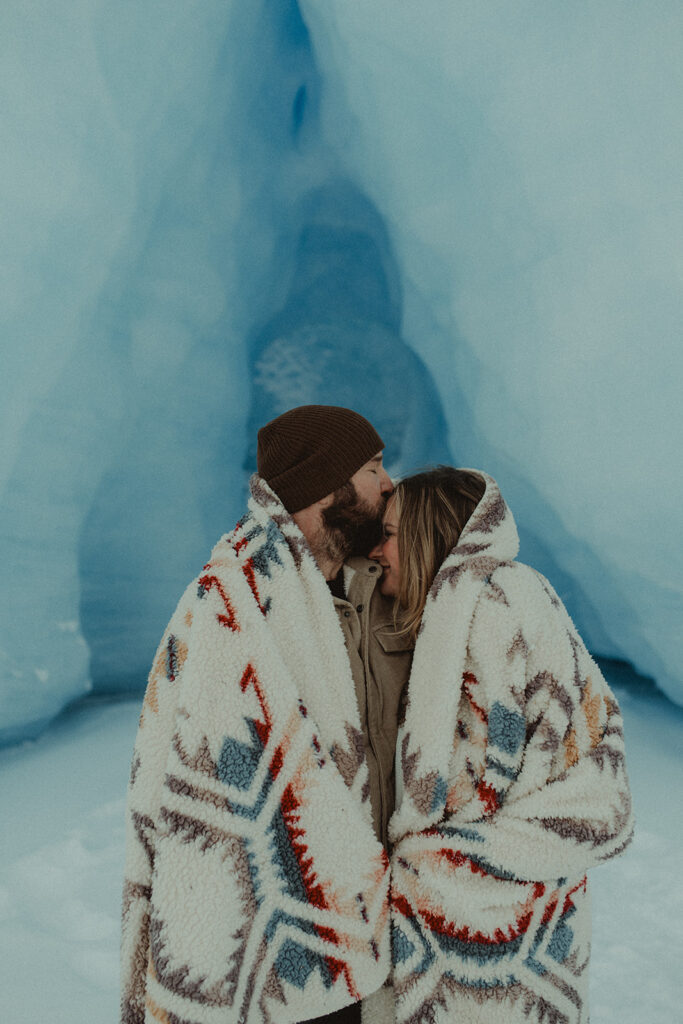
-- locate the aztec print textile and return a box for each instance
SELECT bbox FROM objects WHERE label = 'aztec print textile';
[121,476,392,1024]
[388,471,634,1024]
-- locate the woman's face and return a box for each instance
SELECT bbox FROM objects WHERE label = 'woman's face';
[369,495,400,597]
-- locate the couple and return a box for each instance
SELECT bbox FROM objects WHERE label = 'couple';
[121,405,633,1024]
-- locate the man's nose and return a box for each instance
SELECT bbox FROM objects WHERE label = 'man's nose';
[379,468,393,495]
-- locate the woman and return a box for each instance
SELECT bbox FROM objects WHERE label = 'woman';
[370,467,633,1024]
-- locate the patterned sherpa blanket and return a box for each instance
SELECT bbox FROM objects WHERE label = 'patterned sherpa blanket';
[388,471,634,1024]
[121,471,633,1024]
[121,476,393,1024]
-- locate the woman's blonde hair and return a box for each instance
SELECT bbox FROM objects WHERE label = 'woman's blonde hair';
[393,467,485,642]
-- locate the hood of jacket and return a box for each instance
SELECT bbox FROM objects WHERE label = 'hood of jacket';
[436,468,519,575]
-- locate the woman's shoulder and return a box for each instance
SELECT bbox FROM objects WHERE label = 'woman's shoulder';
[481,560,576,634]
[489,558,559,595]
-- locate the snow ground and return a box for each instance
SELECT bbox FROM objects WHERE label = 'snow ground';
[0,669,681,1023]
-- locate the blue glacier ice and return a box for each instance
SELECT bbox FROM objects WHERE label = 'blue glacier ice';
[301,0,683,702]
[1,0,682,744]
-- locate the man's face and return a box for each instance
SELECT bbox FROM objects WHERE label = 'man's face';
[320,452,393,561]
[348,453,393,513]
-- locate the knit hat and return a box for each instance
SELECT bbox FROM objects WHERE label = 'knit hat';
[257,405,384,513]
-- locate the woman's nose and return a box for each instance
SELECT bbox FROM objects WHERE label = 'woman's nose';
[368,539,383,561]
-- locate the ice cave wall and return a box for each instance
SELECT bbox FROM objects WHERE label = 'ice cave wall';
[0,0,450,744]
[1,0,681,744]
[301,0,683,704]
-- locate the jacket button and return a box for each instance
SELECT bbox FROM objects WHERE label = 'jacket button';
[369,565,377,572]
[356,604,364,613]
[344,610,351,618]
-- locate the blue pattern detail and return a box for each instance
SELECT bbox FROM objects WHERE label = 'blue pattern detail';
[231,774,274,820]
[265,908,317,943]
[443,971,518,990]
[392,924,416,964]
[164,635,179,681]
[488,702,526,756]
[435,932,523,964]
[485,754,519,781]
[268,808,310,903]
[439,825,485,843]
[244,838,264,909]
[274,938,333,990]
[430,774,448,813]
[402,912,437,977]
[217,719,264,790]
[247,520,286,579]
[547,919,573,963]
[464,853,517,881]
[524,902,577,976]
[524,953,547,976]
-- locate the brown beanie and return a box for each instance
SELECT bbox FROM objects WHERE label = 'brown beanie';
[257,405,384,513]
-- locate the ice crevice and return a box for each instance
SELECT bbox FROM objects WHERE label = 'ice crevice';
[1,0,681,744]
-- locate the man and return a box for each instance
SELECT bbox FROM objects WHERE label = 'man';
[121,405,412,1024]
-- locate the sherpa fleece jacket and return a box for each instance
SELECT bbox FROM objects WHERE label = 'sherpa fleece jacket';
[121,471,633,1024]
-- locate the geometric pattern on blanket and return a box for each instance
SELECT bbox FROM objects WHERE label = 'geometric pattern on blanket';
[121,481,390,1024]
[122,470,633,1024]
[391,857,591,1024]
[386,472,634,1024]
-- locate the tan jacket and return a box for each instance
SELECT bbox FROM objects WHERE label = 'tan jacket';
[331,556,413,850]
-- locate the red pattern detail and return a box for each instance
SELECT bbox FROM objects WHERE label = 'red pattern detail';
[541,894,559,927]
[231,519,248,554]
[392,893,414,919]
[198,574,240,631]
[317,925,339,944]
[269,744,285,780]
[239,664,272,747]
[477,780,499,815]
[242,558,268,615]
[401,857,548,946]
[278,791,360,995]
[462,671,488,723]
[419,882,547,947]
[324,958,360,1001]
[280,782,328,912]
[562,875,587,915]
[437,848,490,878]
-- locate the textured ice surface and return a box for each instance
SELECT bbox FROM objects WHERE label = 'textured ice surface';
[301,0,683,704]
[0,1,249,741]
[0,1,451,744]
[1,1,682,743]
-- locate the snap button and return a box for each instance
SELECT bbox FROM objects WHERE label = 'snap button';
[356,604,364,613]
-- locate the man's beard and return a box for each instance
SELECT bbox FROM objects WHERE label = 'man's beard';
[314,481,386,565]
